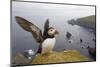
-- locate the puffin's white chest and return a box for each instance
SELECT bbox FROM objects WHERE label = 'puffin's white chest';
[42,38,56,54]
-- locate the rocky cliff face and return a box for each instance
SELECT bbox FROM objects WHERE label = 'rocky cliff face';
[68,15,96,29]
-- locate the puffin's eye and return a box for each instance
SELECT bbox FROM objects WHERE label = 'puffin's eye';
[50,29,52,31]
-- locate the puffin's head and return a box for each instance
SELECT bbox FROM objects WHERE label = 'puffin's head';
[47,27,59,37]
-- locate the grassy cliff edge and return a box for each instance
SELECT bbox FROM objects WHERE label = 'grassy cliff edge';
[31,50,88,64]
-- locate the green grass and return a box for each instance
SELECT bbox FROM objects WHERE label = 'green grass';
[31,50,88,64]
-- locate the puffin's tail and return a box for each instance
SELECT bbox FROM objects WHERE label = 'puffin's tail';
[36,44,42,54]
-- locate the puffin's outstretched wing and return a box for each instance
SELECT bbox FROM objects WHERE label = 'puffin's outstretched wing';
[43,19,49,39]
[15,16,43,43]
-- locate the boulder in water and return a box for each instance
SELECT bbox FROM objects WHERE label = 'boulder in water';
[80,38,83,43]
[66,32,72,39]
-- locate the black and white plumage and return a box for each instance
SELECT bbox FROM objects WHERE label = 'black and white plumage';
[15,16,59,54]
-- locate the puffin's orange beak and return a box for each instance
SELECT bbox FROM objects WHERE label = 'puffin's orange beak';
[55,30,59,35]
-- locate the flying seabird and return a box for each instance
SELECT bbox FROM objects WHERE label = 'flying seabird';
[15,16,59,54]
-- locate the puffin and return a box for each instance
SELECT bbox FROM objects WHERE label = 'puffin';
[15,16,59,54]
